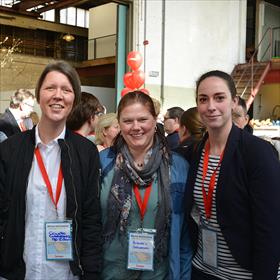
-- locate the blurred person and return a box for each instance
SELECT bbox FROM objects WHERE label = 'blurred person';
[66,91,104,140]
[233,99,278,157]
[95,113,120,152]
[0,89,35,140]
[0,61,103,279]
[232,96,253,133]
[175,107,206,155]
[164,106,184,149]
[152,97,165,136]
[99,91,192,280]
[152,97,161,118]
[184,70,280,280]
[29,111,40,126]
[271,138,280,160]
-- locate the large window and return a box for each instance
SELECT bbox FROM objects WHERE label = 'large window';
[42,9,55,22]
[59,7,89,28]
[0,1,89,28]
[41,7,89,28]
[0,0,15,6]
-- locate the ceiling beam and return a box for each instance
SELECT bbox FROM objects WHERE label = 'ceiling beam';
[70,0,100,7]
[0,5,39,17]
[12,1,57,11]
[3,0,131,17]
[35,0,121,14]
[35,0,94,14]
[111,0,132,5]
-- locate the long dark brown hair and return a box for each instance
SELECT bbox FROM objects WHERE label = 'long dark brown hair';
[180,107,206,143]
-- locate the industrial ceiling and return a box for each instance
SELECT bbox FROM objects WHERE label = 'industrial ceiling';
[0,0,130,18]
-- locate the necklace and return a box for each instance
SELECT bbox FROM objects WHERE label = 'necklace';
[134,161,144,168]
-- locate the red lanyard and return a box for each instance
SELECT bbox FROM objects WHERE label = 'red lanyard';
[74,130,82,136]
[34,147,63,210]
[201,141,224,220]
[133,182,152,222]
[19,121,27,132]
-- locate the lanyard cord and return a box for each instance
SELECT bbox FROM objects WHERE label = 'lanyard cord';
[34,147,63,210]
[201,141,224,220]
[133,182,153,222]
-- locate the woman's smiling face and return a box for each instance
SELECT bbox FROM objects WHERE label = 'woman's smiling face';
[119,102,156,152]
[39,71,75,126]
[197,76,236,132]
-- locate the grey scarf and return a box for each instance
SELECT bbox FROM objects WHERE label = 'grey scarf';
[104,136,171,262]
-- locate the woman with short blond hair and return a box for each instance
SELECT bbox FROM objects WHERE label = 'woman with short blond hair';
[95,113,120,152]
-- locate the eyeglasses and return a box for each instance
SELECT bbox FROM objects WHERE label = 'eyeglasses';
[22,102,34,108]
[95,111,104,117]
[232,112,245,119]
[163,117,175,122]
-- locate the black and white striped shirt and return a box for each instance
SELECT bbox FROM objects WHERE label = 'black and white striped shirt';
[192,149,253,280]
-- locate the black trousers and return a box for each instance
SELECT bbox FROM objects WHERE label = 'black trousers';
[191,266,221,280]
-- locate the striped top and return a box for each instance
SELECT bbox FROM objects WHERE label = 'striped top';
[192,149,253,280]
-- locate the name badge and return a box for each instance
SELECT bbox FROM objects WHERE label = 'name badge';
[202,226,217,268]
[127,229,155,271]
[45,220,73,260]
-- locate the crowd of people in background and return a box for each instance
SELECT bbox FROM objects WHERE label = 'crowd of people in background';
[95,113,119,152]
[0,61,279,280]
[0,89,35,142]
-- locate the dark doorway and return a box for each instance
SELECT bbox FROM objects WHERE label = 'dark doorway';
[246,0,256,62]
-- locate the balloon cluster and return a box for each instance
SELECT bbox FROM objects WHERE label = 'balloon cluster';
[121,51,149,97]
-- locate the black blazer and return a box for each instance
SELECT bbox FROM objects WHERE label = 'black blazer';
[185,124,280,280]
[0,109,21,137]
[0,127,103,279]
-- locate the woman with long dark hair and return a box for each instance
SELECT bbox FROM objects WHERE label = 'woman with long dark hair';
[184,70,280,280]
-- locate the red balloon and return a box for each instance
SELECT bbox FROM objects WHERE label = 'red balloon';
[121,87,132,97]
[123,72,135,89]
[140,88,149,95]
[132,70,145,89]
[127,51,143,71]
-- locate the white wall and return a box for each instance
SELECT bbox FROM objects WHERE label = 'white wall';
[81,86,116,113]
[164,1,246,86]
[134,0,247,112]
[88,3,117,59]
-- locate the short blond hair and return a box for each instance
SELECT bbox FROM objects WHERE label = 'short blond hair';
[95,113,118,145]
[152,98,161,117]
